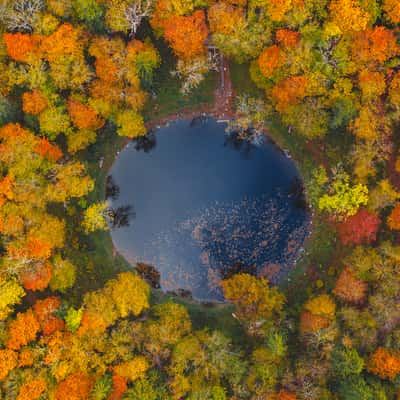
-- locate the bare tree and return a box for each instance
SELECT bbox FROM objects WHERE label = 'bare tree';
[124,0,154,38]
[171,56,217,95]
[2,0,44,33]
[227,95,271,140]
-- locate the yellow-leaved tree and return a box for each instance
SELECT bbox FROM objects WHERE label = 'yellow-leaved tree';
[221,273,285,334]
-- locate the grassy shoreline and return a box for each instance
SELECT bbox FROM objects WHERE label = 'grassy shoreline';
[77,57,335,333]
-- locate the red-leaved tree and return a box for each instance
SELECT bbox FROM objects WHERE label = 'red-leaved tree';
[337,209,381,245]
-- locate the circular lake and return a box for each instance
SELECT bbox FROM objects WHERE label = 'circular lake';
[108,118,311,301]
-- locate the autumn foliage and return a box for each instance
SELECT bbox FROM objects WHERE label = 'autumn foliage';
[20,263,53,291]
[351,27,399,67]
[18,348,35,368]
[300,295,336,334]
[265,0,299,22]
[304,294,336,319]
[3,0,400,398]
[150,0,195,32]
[273,390,298,400]
[0,349,18,381]
[358,70,386,101]
[383,0,400,24]
[109,374,128,400]
[40,23,86,63]
[221,273,285,332]
[368,347,400,380]
[258,46,285,78]
[337,209,381,245]
[7,309,40,350]
[388,203,400,230]
[333,266,368,304]
[22,90,48,115]
[272,76,308,112]
[276,30,300,48]
[208,2,245,35]
[299,310,331,334]
[3,33,42,62]
[0,175,14,206]
[79,272,150,335]
[67,98,105,130]
[329,0,370,33]
[17,378,46,400]
[35,138,63,162]
[55,372,94,400]
[33,297,64,335]
[163,10,208,60]
[113,356,149,381]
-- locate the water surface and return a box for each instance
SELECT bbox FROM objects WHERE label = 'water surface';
[108,118,310,301]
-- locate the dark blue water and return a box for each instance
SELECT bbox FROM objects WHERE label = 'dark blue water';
[108,118,310,301]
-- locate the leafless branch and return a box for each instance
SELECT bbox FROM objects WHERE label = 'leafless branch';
[172,56,217,94]
[2,0,44,33]
[125,0,154,38]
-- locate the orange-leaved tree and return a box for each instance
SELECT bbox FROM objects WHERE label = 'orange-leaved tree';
[264,0,293,22]
[272,390,298,400]
[329,0,371,33]
[19,263,53,291]
[0,349,18,381]
[276,29,300,48]
[18,348,35,368]
[163,10,208,60]
[383,0,400,24]
[388,203,400,230]
[300,294,336,334]
[33,297,65,336]
[7,309,40,350]
[108,374,128,400]
[17,378,47,400]
[35,138,63,162]
[272,75,309,112]
[3,33,42,62]
[368,347,400,380]
[351,26,399,68]
[22,90,48,115]
[358,70,386,102]
[150,0,195,32]
[67,98,105,130]
[333,266,368,304]
[258,45,285,78]
[55,372,94,400]
[208,2,245,36]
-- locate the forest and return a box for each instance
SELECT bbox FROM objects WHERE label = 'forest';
[1,0,400,399]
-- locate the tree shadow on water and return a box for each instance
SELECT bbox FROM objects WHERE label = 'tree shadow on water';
[288,176,309,211]
[134,131,157,153]
[223,130,255,159]
[134,262,161,288]
[220,261,257,280]
[109,205,136,229]
[189,115,208,127]
[105,175,120,200]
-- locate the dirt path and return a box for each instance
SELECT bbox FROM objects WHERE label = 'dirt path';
[213,56,235,119]
[145,55,235,132]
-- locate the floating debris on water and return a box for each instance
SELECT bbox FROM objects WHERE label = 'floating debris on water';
[108,118,311,302]
[127,193,310,301]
